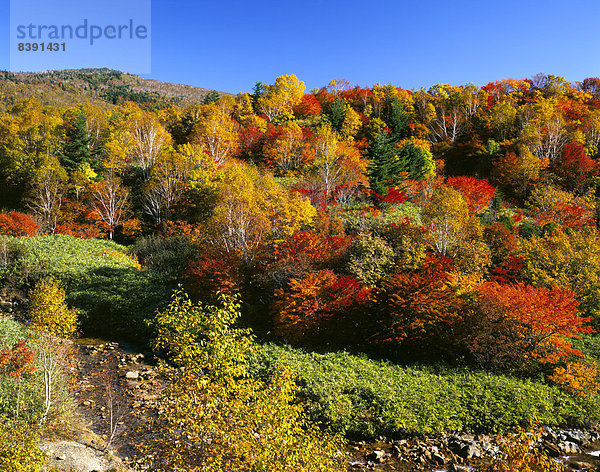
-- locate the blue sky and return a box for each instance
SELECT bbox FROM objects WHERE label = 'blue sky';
[1,0,600,94]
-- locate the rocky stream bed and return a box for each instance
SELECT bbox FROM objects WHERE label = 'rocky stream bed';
[40,339,600,472]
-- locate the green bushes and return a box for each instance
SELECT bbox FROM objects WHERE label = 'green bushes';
[2,235,173,343]
[131,235,197,277]
[0,318,45,423]
[251,344,600,439]
[6,235,139,286]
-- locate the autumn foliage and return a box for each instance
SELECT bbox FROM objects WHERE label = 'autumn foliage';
[274,270,370,346]
[446,176,496,214]
[0,212,39,236]
[470,282,593,369]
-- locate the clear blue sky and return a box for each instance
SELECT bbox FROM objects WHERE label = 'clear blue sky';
[1,0,599,94]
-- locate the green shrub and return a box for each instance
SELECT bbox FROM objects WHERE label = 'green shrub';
[6,235,138,287]
[0,318,45,423]
[334,202,422,234]
[131,235,197,277]
[250,344,600,439]
[2,235,174,343]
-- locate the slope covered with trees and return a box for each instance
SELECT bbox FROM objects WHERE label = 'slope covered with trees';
[2,71,600,470]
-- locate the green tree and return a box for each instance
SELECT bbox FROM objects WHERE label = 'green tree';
[367,131,402,197]
[60,109,101,172]
[202,90,221,105]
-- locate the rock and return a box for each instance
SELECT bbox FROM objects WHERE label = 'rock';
[565,430,591,447]
[432,452,446,464]
[543,440,562,457]
[365,450,387,463]
[125,370,139,380]
[558,441,581,455]
[568,460,594,470]
[41,440,118,472]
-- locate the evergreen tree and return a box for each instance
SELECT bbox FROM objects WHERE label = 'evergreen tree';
[327,98,347,132]
[367,131,402,197]
[203,90,221,105]
[396,142,434,180]
[382,86,408,139]
[251,81,264,114]
[60,110,101,172]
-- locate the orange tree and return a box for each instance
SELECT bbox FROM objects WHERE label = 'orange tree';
[467,282,593,372]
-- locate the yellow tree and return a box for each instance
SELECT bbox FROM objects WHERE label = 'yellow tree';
[521,98,569,164]
[90,173,129,240]
[142,289,346,472]
[0,99,64,207]
[258,74,305,122]
[191,104,239,166]
[208,162,316,265]
[304,123,367,205]
[262,122,305,174]
[27,159,67,233]
[423,185,470,256]
[130,109,172,179]
[518,228,600,321]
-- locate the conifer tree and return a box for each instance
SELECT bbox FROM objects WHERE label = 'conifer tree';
[60,110,101,172]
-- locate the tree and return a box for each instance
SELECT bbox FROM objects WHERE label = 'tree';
[422,185,470,256]
[396,142,435,180]
[191,104,239,166]
[274,270,369,346]
[202,90,221,105]
[371,256,465,358]
[470,282,593,370]
[208,162,316,265]
[27,162,66,234]
[0,99,64,208]
[367,130,403,197]
[447,176,496,215]
[90,173,129,240]
[307,123,367,204]
[0,212,39,236]
[142,288,346,472]
[347,233,395,286]
[28,277,79,338]
[257,74,305,122]
[130,110,171,179]
[60,109,101,172]
[518,228,600,322]
[143,148,193,225]
[262,122,306,174]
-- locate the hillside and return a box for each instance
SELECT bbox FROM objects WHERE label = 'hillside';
[0,68,225,110]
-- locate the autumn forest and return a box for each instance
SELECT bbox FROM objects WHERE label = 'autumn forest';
[2,70,600,471]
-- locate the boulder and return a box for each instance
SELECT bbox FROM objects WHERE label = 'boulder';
[41,440,118,472]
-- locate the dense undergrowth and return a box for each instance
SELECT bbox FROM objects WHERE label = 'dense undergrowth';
[251,343,600,439]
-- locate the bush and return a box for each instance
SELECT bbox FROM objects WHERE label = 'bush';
[0,418,45,472]
[6,235,139,287]
[250,344,600,439]
[347,233,395,286]
[482,426,567,472]
[131,235,197,277]
[2,235,173,343]
[28,278,79,338]
[0,318,42,422]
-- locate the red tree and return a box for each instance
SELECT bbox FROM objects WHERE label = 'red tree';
[0,212,39,236]
[446,176,496,214]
